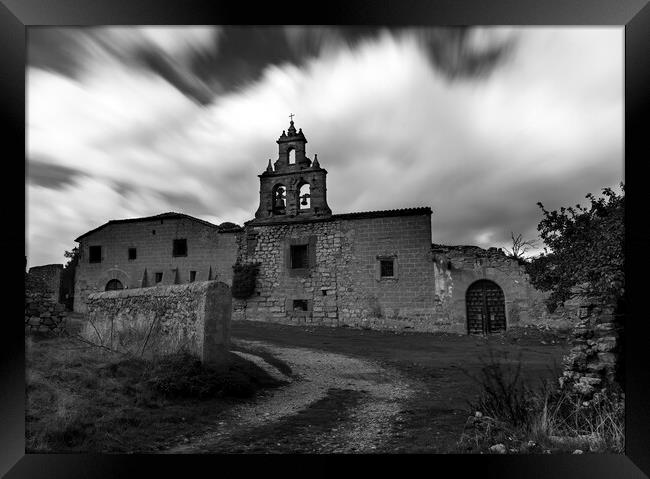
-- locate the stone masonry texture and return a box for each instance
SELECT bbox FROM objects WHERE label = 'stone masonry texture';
[234,209,444,332]
[83,281,231,364]
[74,214,238,313]
[25,272,67,335]
[28,264,63,303]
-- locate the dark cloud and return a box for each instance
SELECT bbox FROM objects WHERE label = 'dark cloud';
[28,28,85,78]
[28,26,516,105]
[27,159,85,189]
[413,28,517,80]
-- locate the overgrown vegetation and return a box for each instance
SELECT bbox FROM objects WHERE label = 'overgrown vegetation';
[60,246,80,310]
[525,184,624,311]
[503,232,537,265]
[231,262,261,299]
[25,335,286,452]
[458,350,624,454]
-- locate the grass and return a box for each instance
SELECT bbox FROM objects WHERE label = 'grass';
[457,348,624,454]
[25,334,287,453]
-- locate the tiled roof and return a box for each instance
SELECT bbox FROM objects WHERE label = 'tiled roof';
[74,212,240,241]
[333,207,432,220]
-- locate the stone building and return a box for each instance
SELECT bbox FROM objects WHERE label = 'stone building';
[71,119,573,334]
[73,212,240,313]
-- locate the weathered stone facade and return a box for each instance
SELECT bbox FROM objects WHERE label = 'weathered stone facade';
[431,245,576,334]
[74,213,239,313]
[25,272,67,334]
[234,208,439,331]
[27,264,63,303]
[560,298,622,397]
[83,281,231,363]
[254,119,332,223]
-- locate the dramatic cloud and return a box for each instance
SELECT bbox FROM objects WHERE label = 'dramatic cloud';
[26,27,622,268]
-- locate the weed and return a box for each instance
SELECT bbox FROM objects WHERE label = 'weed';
[458,348,624,453]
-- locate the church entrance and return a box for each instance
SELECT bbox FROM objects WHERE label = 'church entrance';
[105,279,124,291]
[466,279,506,335]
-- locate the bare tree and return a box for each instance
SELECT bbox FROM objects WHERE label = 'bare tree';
[503,232,537,261]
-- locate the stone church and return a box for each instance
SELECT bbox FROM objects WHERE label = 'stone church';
[72,119,573,334]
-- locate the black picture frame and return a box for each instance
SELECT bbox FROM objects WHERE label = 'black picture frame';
[4,0,649,477]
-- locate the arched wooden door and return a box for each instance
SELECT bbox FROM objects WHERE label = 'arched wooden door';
[105,279,124,291]
[466,280,506,335]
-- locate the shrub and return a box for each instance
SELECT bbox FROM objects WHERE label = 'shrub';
[465,350,538,428]
[460,350,624,453]
[231,262,261,299]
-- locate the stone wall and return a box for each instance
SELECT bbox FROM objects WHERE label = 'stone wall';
[25,273,67,334]
[233,209,439,332]
[431,244,577,333]
[83,281,231,364]
[27,264,63,303]
[560,298,621,397]
[74,216,239,313]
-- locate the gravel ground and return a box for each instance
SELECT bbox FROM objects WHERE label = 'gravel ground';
[165,339,419,453]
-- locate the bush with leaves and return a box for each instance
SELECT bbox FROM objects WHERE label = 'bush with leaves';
[231,262,261,299]
[525,184,624,312]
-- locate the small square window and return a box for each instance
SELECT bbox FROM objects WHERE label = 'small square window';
[128,248,137,260]
[189,271,196,282]
[89,246,102,263]
[290,244,309,269]
[380,259,394,278]
[155,272,163,283]
[173,238,187,257]
[293,299,309,311]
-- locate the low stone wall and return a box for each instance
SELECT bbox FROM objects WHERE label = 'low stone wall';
[83,281,231,364]
[560,298,621,397]
[25,273,67,334]
[28,264,63,303]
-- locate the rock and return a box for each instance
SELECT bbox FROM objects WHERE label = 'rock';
[489,444,507,454]
[573,449,583,454]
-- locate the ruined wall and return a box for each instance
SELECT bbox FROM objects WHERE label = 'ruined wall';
[25,272,67,334]
[74,217,239,313]
[431,244,577,333]
[83,281,231,363]
[233,210,439,332]
[560,298,621,397]
[27,264,63,303]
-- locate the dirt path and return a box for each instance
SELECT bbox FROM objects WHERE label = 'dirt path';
[165,340,420,453]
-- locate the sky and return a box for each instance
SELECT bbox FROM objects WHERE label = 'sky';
[26,26,623,269]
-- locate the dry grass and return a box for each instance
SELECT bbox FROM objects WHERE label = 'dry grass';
[458,349,624,454]
[25,334,286,453]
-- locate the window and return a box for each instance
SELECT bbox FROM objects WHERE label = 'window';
[128,248,137,260]
[288,148,296,164]
[290,244,309,269]
[105,279,123,291]
[155,272,163,284]
[89,245,102,263]
[173,238,187,257]
[380,259,395,278]
[189,271,196,282]
[293,299,308,311]
[247,232,258,254]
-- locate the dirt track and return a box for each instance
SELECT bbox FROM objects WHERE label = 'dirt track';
[165,339,419,453]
